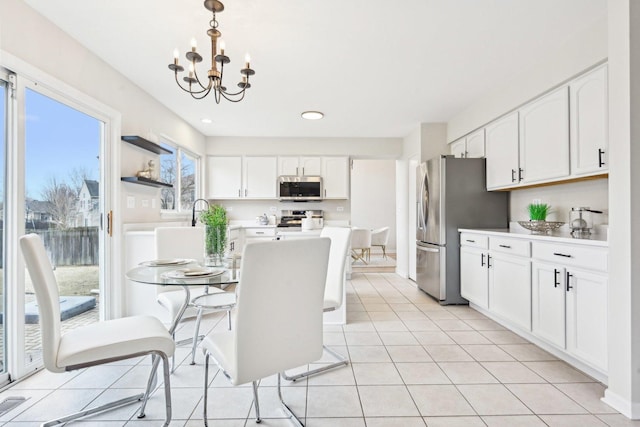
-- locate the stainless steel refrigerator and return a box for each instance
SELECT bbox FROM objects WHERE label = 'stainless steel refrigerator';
[416,155,509,304]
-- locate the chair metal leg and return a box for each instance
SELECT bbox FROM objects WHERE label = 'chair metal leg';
[277,374,304,427]
[252,380,262,423]
[190,307,205,365]
[41,351,172,427]
[281,345,349,382]
[382,245,387,259]
[203,352,210,427]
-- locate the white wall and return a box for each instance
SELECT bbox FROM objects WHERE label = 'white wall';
[447,17,608,142]
[351,160,396,253]
[510,179,609,226]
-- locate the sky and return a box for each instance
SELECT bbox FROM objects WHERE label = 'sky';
[25,89,101,200]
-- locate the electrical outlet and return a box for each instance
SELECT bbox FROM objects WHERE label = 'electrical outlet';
[141,199,149,208]
[152,199,156,209]
[269,206,277,212]
[532,198,541,205]
[336,206,344,212]
[127,196,135,209]
[226,206,233,211]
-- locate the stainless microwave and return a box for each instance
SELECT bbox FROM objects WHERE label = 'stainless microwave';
[278,176,323,202]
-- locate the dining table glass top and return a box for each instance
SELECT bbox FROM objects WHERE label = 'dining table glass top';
[126,260,239,286]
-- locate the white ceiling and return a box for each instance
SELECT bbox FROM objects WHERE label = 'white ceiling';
[24,0,606,138]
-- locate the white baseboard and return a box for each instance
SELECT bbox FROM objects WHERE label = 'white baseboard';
[602,388,640,419]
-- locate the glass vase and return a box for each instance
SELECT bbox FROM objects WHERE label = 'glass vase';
[205,224,227,266]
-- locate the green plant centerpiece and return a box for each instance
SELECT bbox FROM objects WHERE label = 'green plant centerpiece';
[200,204,228,266]
[527,203,551,221]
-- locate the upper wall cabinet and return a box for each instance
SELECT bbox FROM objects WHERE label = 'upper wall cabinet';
[519,86,570,185]
[449,129,485,158]
[570,65,608,176]
[207,156,277,199]
[278,156,322,176]
[485,112,520,190]
[322,157,350,199]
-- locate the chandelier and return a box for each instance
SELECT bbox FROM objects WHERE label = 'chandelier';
[168,0,255,103]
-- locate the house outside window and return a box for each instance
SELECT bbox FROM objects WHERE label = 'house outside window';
[159,141,198,212]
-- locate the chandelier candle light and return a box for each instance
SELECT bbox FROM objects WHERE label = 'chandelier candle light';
[168,0,255,103]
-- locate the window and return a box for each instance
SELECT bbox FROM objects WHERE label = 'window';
[160,141,198,212]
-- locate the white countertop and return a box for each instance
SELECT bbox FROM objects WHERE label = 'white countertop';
[458,227,608,247]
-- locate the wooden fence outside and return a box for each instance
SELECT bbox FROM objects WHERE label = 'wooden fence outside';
[5,228,100,267]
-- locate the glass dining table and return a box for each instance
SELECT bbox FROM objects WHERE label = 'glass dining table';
[126,261,239,337]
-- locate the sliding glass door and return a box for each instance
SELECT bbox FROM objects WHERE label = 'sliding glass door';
[0,74,9,384]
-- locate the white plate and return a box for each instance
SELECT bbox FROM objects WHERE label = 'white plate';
[141,258,193,267]
[163,268,225,279]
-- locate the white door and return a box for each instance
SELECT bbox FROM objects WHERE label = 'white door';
[243,156,277,198]
[322,157,349,199]
[278,156,299,176]
[485,112,520,189]
[570,65,608,176]
[465,129,485,158]
[408,158,418,280]
[565,268,608,371]
[13,75,114,379]
[450,139,466,158]
[531,262,566,348]
[208,156,242,198]
[300,157,322,176]
[489,252,531,330]
[519,86,570,184]
[460,247,489,308]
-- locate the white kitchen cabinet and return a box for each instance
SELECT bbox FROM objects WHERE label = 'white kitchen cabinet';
[243,156,277,198]
[207,156,277,199]
[207,156,243,198]
[450,138,466,158]
[570,64,608,176]
[278,156,322,176]
[449,130,485,159]
[519,86,570,184]
[465,129,485,158]
[460,246,489,309]
[489,250,531,331]
[485,112,520,190]
[322,156,350,199]
[565,267,608,371]
[531,261,566,348]
[243,227,277,245]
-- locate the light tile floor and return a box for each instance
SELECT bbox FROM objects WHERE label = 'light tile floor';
[0,272,638,426]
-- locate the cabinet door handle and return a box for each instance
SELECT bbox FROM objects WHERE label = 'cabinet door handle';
[238,189,241,197]
[553,268,560,288]
[553,252,572,258]
[487,254,492,268]
[566,271,574,291]
[499,244,511,249]
[324,189,327,197]
[245,189,248,197]
[296,167,299,175]
[481,253,485,267]
[511,169,516,182]
[302,167,305,175]
[518,168,523,182]
[466,239,476,243]
[598,149,605,167]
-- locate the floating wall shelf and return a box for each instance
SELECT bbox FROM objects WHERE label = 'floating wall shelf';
[121,176,173,188]
[121,135,173,155]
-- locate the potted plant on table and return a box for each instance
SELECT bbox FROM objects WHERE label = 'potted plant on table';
[201,204,228,266]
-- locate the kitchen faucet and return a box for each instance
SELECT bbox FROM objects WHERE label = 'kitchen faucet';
[191,198,210,227]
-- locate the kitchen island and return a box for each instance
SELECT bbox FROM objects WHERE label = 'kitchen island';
[458,226,608,383]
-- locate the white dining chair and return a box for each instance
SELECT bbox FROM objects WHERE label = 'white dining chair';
[201,238,330,426]
[154,226,230,370]
[20,234,175,426]
[283,226,352,381]
[351,227,371,264]
[371,226,390,258]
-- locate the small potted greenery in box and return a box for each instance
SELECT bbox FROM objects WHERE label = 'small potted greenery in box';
[527,202,551,222]
[201,204,228,266]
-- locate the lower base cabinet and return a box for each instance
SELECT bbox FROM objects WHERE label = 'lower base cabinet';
[460,231,608,376]
[489,252,531,331]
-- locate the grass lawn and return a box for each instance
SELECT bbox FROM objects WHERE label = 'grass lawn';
[0,266,99,303]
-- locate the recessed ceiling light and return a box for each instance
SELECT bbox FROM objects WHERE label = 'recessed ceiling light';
[301,111,324,120]
[201,118,213,124]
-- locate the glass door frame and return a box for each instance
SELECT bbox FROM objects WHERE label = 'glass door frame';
[1,53,121,380]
